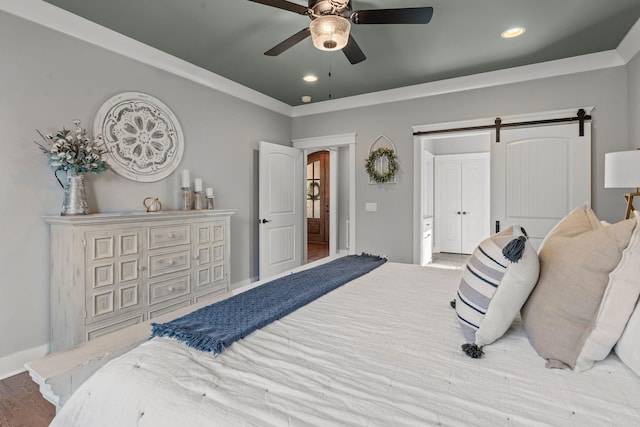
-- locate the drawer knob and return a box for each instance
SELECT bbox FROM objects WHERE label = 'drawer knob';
[168,286,175,292]
[169,232,176,238]
[138,266,146,271]
[169,260,176,265]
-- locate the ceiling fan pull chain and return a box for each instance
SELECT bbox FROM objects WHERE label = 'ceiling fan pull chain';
[328,64,333,100]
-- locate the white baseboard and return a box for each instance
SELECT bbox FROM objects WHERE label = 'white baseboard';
[0,343,50,380]
[230,276,257,291]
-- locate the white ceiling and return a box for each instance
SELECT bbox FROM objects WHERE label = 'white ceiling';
[40,0,640,106]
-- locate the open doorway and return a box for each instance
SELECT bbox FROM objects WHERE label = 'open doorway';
[259,133,356,280]
[292,132,357,266]
[307,150,330,262]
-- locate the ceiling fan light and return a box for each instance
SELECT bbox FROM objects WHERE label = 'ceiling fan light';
[310,15,351,51]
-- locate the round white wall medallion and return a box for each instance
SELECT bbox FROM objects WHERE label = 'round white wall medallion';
[93,92,184,182]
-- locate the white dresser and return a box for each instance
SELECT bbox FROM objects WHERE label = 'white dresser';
[46,210,234,352]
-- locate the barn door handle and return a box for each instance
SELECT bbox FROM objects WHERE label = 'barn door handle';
[259,218,272,224]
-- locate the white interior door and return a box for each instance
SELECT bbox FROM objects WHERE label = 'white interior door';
[436,154,490,254]
[259,141,303,279]
[436,160,463,253]
[491,123,591,250]
[461,158,490,254]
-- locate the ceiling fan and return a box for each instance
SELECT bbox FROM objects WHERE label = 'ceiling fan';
[249,0,434,64]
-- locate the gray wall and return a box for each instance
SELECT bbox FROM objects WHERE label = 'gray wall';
[292,67,630,262]
[628,51,640,146]
[0,12,291,361]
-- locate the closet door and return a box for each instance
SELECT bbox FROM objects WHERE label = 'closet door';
[436,160,463,253]
[461,158,490,254]
[435,154,490,254]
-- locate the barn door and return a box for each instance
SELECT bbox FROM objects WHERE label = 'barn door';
[491,123,591,250]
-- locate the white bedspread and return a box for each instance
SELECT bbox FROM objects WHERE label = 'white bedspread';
[51,263,640,426]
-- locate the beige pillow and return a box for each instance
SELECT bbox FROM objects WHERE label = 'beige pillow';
[521,206,636,370]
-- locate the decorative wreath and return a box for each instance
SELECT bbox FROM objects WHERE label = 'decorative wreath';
[307,181,320,200]
[365,147,398,183]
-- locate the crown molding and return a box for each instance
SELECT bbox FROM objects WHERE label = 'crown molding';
[292,51,624,117]
[0,0,293,116]
[617,17,640,63]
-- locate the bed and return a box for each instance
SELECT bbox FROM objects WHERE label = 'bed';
[49,261,640,426]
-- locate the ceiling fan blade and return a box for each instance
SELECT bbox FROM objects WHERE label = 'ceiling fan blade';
[264,28,311,56]
[342,34,366,64]
[351,7,434,25]
[248,0,309,15]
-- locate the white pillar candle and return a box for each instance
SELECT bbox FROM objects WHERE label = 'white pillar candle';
[194,178,203,192]
[206,187,213,197]
[181,169,190,188]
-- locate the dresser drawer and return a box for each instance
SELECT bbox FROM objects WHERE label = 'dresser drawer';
[194,285,228,304]
[148,225,190,249]
[87,314,144,341]
[148,298,190,320]
[148,275,191,306]
[148,249,190,278]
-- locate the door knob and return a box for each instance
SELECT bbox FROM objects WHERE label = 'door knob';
[259,218,272,224]
[456,211,461,215]
[462,211,468,215]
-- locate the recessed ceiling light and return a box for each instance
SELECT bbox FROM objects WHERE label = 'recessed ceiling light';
[303,74,318,82]
[301,96,312,103]
[501,27,525,39]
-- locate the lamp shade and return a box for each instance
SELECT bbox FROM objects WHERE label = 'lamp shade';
[605,150,640,188]
[309,15,350,51]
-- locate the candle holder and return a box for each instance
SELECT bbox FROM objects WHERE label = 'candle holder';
[206,196,215,210]
[193,191,204,210]
[180,187,192,210]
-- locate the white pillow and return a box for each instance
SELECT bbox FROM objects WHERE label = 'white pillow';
[455,225,540,357]
[613,211,640,376]
[576,211,640,370]
[616,304,640,377]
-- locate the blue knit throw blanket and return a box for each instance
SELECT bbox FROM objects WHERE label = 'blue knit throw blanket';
[151,254,386,354]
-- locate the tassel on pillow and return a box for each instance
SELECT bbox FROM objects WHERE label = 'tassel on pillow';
[502,235,527,263]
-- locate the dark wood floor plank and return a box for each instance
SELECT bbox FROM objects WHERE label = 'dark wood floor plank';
[0,371,55,427]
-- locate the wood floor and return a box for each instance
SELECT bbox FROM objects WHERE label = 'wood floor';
[0,371,54,427]
[307,241,329,262]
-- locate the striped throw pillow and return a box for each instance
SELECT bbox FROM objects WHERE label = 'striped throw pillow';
[455,225,539,358]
